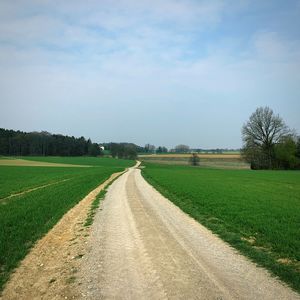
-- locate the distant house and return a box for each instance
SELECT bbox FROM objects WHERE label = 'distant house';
[99,145,105,151]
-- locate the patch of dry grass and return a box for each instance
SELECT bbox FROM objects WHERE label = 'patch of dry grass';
[0,158,88,167]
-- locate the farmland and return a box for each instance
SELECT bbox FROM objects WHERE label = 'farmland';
[16,156,134,168]
[0,157,134,290]
[141,163,300,291]
[139,153,249,169]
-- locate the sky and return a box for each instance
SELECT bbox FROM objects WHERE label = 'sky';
[0,0,300,149]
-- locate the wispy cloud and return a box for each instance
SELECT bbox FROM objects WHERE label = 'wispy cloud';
[0,0,299,148]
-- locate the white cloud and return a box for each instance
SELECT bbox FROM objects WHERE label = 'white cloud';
[253,31,300,61]
[0,0,299,147]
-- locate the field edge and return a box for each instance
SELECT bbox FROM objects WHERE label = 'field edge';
[0,159,135,292]
[141,166,300,294]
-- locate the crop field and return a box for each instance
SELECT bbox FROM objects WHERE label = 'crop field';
[139,153,249,169]
[139,153,241,158]
[12,156,134,168]
[141,163,300,291]
[0,157,134,290]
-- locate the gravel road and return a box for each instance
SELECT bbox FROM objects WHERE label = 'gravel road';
[79,166,299,300]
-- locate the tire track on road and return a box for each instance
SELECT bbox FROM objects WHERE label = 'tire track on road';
[78,166,300,299]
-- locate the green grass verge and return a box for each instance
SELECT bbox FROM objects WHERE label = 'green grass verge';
[0,158,133,291]
[141,163,300,293]
[85,172,123,227]
[84,189,106,227]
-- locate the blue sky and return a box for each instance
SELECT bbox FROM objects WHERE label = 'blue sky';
[0,0,299,148]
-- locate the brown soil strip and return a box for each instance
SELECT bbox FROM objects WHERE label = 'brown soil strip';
[0,170,125,300]
[0,179,71,203]
[0,159,89,168]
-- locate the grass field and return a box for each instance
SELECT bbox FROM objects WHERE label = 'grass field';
[141,163,300,292]
[0,166,83,199]
[0,157,134,290]
[139,153,249,169]
[21,156,133,168]
[139,153,241,158]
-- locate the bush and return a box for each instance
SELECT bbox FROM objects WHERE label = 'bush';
[274,137,300,169]
[189,153,200,166]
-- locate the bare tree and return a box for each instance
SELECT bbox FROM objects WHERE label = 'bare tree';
[189,153,200,166]
[242,107,289,169]
[156,146,168,153]
[175,144,190,153]
[144,143,156,153]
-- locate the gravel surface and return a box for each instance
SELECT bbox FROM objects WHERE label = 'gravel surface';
[78,166,299,300]
[0,172,124,300]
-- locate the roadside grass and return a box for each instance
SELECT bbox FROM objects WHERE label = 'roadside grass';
[84,189,106,227]
[0,158,134,291]
[85,172,123,227]
[141,163,300,292]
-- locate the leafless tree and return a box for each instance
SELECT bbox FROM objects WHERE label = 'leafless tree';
[144,143,156,153]
[175,144,190,153]
[242,107,290,169]
[189,153,200,166]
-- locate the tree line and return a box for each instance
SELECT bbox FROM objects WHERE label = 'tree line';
[0,128,101,156]
[0,128,167,159]
[242,107,300,170]
[4,108,298,168]
[102,143,139,160]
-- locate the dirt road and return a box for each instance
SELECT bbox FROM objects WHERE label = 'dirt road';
[79,166,299,299]
[0,172,124,300]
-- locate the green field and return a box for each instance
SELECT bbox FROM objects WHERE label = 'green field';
[0,157,134,290]
[139,154,249,169]
[1,167,83,199]
[18,156,134,168]
[141,163,300,292]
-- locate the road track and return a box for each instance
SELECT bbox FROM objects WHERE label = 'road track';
[79,166,299,299]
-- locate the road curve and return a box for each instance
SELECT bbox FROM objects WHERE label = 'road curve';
[79,166,299,300]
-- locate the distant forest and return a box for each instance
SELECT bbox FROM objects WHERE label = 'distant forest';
[0,128,101,156]
[0,127,242,159]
